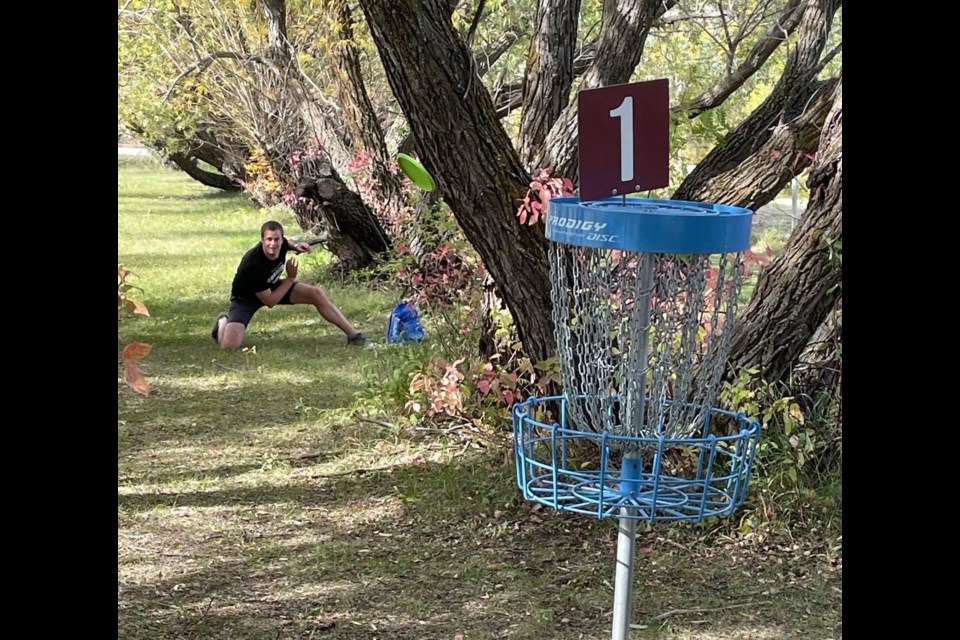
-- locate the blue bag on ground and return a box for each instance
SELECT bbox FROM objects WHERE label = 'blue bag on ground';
[386,301,425,344]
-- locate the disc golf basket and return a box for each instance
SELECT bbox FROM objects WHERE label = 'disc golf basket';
[513,196,761,639]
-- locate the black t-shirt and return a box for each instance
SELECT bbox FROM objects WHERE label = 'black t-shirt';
[230,242,289,302]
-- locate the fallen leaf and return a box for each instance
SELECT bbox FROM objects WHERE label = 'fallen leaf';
[123,342,152,362]
[124,362,150,396]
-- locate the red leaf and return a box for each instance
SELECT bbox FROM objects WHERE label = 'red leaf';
[123,342,152,362]
[478,379,492,395]
[124,362,150,396]
[131,300,150,316]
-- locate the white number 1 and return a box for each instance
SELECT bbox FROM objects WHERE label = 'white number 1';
[609,96,634,183]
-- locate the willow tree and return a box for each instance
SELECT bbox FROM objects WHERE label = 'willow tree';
[118,0,390,268]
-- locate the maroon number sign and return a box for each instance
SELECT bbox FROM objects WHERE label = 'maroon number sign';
[577,79,669,202]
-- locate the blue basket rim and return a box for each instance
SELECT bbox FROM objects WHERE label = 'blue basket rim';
[546,196,752,253]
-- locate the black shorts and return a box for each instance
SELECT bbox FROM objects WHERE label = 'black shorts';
[227,287,296,327]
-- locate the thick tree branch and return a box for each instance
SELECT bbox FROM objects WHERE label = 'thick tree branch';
[491,42,596,116]
[675,0,804,119]
[675,0,839,196]
[167,153,241,191]
[475,29,526,76]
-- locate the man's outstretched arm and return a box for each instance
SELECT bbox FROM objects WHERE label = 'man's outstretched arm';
[286,237,311,254]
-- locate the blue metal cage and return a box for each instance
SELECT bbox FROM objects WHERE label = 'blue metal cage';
[513,395,761,522]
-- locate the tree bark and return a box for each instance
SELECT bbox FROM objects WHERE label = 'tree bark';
[676,0,804,119]
[725,77,841,383]
[126,121,248,192]
[190,126,249,184]
[492,42,596,118]
[518,0,582,169]
[793,294,841,396]
[294,159,391,269]
[358,0,556,363]
[673,77,836,211]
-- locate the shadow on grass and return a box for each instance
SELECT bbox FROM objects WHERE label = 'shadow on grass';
[120,361,841,639]
[119,450,841,640]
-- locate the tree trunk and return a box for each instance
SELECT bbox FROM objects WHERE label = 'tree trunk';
[491,42,595,117]
[190,126,249,184]
[725,77,842,383]
[537,0,674,180]
[126,121,248,191]
[518,0,582,169]
[293,158,391,269]
[358,0,556,364]
[793,294,842,396]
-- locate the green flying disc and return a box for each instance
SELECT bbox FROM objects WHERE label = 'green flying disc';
[396,153,436,192]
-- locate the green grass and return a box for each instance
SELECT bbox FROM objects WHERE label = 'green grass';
[118,159,841,640]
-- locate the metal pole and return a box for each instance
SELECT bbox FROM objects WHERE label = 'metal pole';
[611,253,655,640]
[612,514,639,637]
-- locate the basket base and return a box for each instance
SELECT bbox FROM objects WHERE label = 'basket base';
[513,395,760,522]
[522,470,740,522]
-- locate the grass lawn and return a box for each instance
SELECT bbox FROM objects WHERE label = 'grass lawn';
[118,158,841,640]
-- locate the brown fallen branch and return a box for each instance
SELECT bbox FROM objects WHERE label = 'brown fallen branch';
[310,464,400,479]
[654,601,767,622]
[357,415,397,430]
[289,449,346,462]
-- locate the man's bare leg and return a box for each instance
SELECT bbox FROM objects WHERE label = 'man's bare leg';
[219,319,247,350]
[290,283,357,336]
